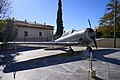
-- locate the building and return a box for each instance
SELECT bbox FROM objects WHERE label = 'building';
[15,19,54,42]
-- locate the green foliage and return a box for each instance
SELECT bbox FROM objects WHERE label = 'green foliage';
[97,0,120,38]
[0,18,18,42]
[101,32,114,38]
[96,32,102,38]
[0,20,7,41]
[55,0,64,38]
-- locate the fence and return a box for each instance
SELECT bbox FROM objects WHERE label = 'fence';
[15,37,53,42]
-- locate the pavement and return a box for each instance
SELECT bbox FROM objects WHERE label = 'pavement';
[0,46,120,80]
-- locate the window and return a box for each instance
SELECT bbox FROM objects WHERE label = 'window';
[24,31,28,37]
[39,32,42,36]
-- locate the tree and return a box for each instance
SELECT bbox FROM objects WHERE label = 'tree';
[97,0,120,38]
[0,18,17,42]
[0,0,11,20]
[55,0,64,38]
[0,20,7,41]
[0,18,17,50]
[0,0,12,50]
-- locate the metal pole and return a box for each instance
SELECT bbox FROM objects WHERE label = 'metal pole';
[88,51,96,78]
[90,52,93,70]
[114,0,117,48]
[14,41,16,50]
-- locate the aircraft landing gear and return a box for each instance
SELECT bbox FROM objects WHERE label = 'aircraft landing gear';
[68,47,74,55]
[86,46,92,52]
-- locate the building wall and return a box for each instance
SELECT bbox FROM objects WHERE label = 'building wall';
[16,26,53,42]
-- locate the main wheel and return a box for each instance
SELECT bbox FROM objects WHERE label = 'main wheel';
[68,48,74,55]
[86,46,92,52]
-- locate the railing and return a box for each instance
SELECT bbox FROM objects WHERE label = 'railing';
[15,37,53,42]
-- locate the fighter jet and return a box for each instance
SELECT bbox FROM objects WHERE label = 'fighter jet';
[0,27,97,54]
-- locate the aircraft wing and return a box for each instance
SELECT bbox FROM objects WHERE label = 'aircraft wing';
[0,42,80,46]
[96,38,105,41]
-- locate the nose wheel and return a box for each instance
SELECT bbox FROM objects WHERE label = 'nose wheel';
[68,47,74,55]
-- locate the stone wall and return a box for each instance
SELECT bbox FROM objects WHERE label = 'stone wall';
[91,38,120,48]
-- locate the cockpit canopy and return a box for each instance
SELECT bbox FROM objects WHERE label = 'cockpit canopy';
[61,29,76,37]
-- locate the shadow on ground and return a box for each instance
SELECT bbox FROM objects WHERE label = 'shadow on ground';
[93,48,120,65]
[2,48,120,73]
[2,46,83,73]
[0,46,46,66]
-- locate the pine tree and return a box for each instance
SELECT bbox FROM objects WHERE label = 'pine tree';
[55,0,63,38]
[98,0,120,38]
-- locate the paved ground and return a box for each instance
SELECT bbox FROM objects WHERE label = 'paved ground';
[0,46,120,80]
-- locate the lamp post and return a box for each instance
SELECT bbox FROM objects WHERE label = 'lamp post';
[114,0,117,48]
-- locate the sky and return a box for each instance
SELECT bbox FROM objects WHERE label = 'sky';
[10,0,110,32]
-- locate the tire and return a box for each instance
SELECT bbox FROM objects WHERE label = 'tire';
[68,48,74,55]
[86,46,92,52]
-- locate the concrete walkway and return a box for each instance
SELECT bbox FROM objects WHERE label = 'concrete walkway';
[0,46,120,80]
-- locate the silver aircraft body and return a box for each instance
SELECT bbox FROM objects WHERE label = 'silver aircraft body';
[0,28,98,55]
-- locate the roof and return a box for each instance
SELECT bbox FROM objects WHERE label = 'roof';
[15,20,54,30]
